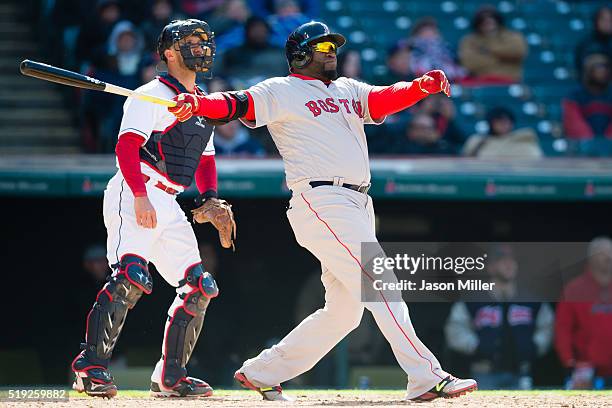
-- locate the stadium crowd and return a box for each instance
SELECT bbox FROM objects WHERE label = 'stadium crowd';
[44,1,611,156]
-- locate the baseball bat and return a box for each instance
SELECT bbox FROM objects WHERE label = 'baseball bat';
[19,59,177,107]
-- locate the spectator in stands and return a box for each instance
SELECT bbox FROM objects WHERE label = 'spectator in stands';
[48,0,90,67]
[403,17,466,81]
[267,0,310,47]
[214,120,266,157]
[83,244,111,285]
[563,54,612,141]
[140,0,184,53]
[105,20,145,79]
[445,244,555,389]
[206,76,232,93]
[459,5,527,84]
[414,94,466,149]
[337,49,363,80]
[208,0,251,50]
[76,244,114,339]
[222,16,286,86]
[84,21,145,152]
[394,112,460,155]
[555,237,612,389]
[119,0,151,25]
[575,6,612,75]
[179,0,224,19]
[75,0,122,67]
[367,45,417,152]
[463,107,542,158]
[139,53,160,84]
[249,0,319,19]
[376,44,415,85]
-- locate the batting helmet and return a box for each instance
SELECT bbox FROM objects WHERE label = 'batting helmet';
[157,19,215,77]
[285,21,346,70]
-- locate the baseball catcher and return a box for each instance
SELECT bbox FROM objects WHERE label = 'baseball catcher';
[71,19,234,399]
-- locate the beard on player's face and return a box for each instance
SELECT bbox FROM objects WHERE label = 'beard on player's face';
[310,59,338,81]
[322,67,338,81]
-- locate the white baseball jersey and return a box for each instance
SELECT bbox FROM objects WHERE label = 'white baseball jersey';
[117,77,215,192]
[240,75,384,187]
[237,74,450,397]
[104,76,217,385]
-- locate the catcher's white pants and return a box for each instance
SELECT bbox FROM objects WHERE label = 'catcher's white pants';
[104,171,201,287]
[239,185,448,398]
[104,171,203,381]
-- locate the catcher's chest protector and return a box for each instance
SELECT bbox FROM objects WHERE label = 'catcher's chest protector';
[140,74,214,187]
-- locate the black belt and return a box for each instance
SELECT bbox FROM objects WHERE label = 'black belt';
[309,181,371,194]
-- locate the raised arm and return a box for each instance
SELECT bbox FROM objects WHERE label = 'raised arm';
[368,70,451,121]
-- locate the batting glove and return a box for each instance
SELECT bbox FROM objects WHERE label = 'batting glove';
[416,70,451,97]
[168,93,200,122]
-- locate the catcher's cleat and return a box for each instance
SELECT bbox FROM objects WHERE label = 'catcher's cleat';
[71,354,117,399]
[234,371,293,401]
[409,375,477,402]
[150,377,213,398]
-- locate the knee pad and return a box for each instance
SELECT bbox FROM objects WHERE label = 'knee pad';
[83,254,152,365]
[162,263,218,389]
[179,262,219,314]
[112,253,153,307]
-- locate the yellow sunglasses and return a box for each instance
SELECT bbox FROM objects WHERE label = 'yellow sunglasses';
[313,41,337,53]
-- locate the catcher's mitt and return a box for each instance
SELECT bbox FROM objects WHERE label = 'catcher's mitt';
[191,198,236,250]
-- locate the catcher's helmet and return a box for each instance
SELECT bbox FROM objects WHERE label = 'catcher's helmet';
[285,21,346,70]
[157,19,215,77]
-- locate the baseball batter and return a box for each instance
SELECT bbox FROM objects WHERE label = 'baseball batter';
[70,19,236,399]
[169,21,477,402]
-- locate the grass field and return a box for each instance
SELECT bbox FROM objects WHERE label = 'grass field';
[2,389,611,407]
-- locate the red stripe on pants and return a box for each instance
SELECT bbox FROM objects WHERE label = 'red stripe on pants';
[300,192,443,380]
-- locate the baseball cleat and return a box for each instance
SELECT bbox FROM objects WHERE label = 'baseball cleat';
[409,375,477,402]
[234,371,293,401]
[71,354,117,399]
[150,377,213,398]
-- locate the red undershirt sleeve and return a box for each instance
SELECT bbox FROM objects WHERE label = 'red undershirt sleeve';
[115,132,147,197]
[368,81,429,121]
[244,91,255,121]
[194,91,256,121]
[195,154,218,197]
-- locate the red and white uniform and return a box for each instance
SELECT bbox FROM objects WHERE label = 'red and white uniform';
[237,74,449,398]
[105,74,216,384]
[107,77,214,282]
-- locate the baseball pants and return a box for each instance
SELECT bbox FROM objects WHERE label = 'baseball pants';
[239,184,448,398]
[103,171,203,382]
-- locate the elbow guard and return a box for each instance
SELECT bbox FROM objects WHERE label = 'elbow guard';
[204,91,249,125]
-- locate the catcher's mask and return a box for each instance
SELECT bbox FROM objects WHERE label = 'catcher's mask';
[285,21,346,70]
[158,19,215,78]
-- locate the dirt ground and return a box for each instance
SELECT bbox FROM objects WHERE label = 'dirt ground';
[3,391,611,408]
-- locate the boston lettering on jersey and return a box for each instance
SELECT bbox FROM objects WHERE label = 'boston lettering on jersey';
[140,74,214,187]
[304,98,364,118]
